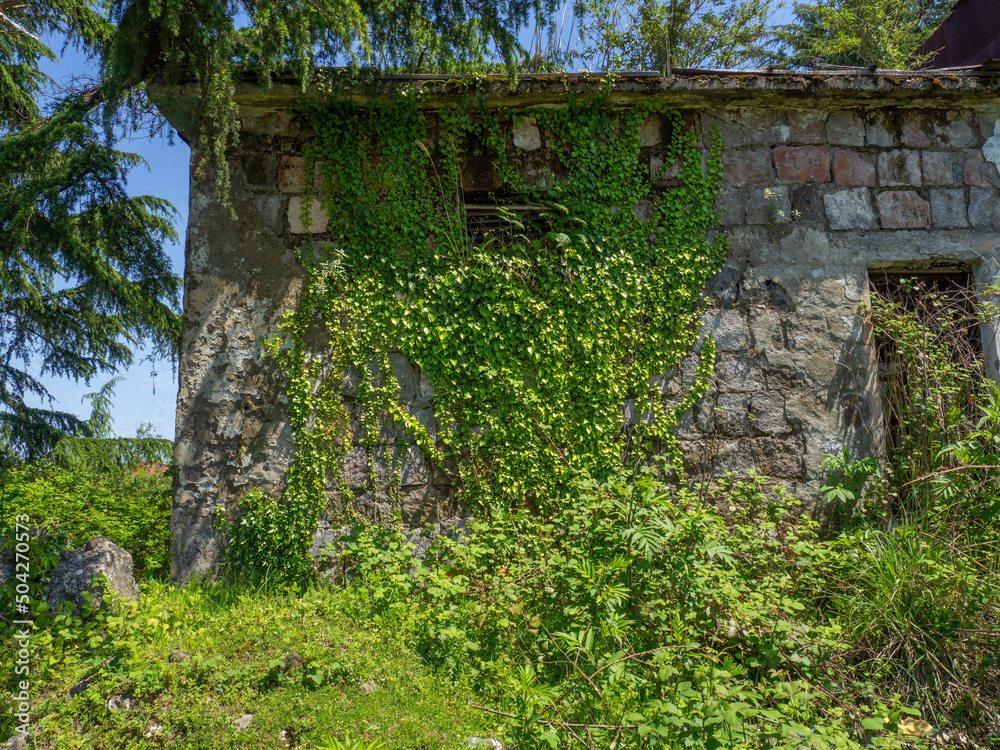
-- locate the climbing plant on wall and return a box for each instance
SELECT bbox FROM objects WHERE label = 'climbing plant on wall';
[255,92,725,573]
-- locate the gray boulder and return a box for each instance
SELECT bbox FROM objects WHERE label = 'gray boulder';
[45,537,139,615]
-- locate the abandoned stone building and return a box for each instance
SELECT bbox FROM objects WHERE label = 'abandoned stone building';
[151,70,1000,581]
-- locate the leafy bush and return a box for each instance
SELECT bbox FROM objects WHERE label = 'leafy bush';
[0,458,172,577]
[334,470,912,749]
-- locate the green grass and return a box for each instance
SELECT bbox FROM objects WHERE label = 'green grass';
[13,582,501,749]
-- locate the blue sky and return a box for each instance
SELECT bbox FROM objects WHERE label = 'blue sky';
[33,46,189,440]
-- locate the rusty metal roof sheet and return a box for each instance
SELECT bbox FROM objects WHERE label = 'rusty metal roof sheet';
[919,0,1000,68]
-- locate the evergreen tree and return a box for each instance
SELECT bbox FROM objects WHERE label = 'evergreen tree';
[0,0,180,462]
[773,0,952,69]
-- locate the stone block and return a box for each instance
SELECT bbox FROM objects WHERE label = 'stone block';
[722,149,773,185]
[244,152,277,189]
[969,187,1000,229]
[929,188,967,228]
[400,445,430,487]
[877,150,921,186]
[713,352,764,392]
[824,188,877,230]
[790,184,825,223]
[900,115,931,147]
[984,123,1000,170]
[742,111,791,146]
[650,154,681,185]
[876,190,930,229]
[748,308,784,350]
[254,194,286,236]
[749,436,803,478]
[966,149,1000,188]
[714,392,752,436]
[933,117,976,148]
[706,267,741,308]
[278,155,306,193]
[746,186,791,225]
[639,115,662,147]
[826,111,864,146]
[801,353,839,384]
[287,196,330,234]
[513,116,541,150]
[833,149,875,186]
[343,447,368,487]
[978,113,1000,140]
[773,145,831,183]
[921,151,961,186]
[702,308,750,351]
[788,112,826,144]
[715,187,745,226]
[749,391,787,434]
[865,113,896,147]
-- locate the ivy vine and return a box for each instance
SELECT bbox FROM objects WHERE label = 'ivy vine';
[259,93,725,572]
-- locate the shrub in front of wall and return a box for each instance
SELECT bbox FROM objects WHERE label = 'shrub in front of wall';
[0,460,172,578]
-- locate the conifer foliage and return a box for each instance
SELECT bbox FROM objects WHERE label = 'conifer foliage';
[0,0,180,461]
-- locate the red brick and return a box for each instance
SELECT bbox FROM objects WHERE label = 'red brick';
[833,149,875,186]
[877,190,930,229]
[722,149,773,185]
[773,145,831,183]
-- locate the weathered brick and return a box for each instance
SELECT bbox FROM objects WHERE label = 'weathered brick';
[969,187,1000,229]
[900,115,931,147]
[788,112,825,144]
[826,111,864,146]
[866,113,896,147]
[833,149,875,186]
[774,145,831,183]
[824,188,877,230]
[929,188,967,228]
[877,149,921,186]
[278,155,306,193]
[876,190,930,229]
[287,196,330,233]
[722,149,773,185]
[922,151,961,186]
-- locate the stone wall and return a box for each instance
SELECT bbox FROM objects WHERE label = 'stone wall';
[152,72,1000,581]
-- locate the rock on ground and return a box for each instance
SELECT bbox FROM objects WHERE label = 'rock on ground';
[45,537,139,615]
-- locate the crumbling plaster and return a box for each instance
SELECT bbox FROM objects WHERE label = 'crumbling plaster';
[150,71,1000,581]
